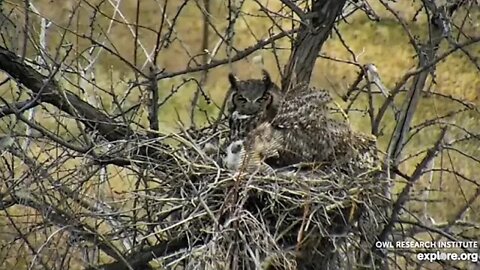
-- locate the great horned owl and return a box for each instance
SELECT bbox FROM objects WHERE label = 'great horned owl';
[223,125,282,173]
[227,70,281,141]
[224,85,379,174]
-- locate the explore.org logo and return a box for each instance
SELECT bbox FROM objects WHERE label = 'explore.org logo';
[375,241,479,263]
[416,251,478,263]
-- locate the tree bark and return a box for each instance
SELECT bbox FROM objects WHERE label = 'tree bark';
[0,46,172,165]
[282,0,347,90]
[0,46,135,140]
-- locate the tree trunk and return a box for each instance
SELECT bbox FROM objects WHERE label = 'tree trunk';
[282,0,347,90]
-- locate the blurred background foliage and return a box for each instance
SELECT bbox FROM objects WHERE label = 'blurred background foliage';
[0,0,479,268]
[2,1,478,126]
[0,0,479,219]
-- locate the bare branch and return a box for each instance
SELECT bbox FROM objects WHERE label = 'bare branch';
[282,0,348,89]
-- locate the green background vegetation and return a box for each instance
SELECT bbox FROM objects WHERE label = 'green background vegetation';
[0,0,479,268]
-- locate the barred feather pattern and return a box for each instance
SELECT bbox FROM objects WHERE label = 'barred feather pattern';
[228,111,264,142]
[236,88,379,174]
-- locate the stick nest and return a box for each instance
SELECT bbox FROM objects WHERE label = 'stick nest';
[146,126,390,270]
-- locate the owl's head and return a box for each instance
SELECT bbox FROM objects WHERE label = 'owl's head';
[228,70,278,115]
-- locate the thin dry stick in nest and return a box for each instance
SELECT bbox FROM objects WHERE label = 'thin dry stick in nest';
[296,187,312,254]
[217,150,251,226]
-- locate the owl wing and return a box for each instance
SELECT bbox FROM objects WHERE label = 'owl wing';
[228,86,379,173]
[224,122,283,173]
[265,90,337,166]
[347,132,379,171]
[224,85,321,170]
[273,89,332,129]
[270,89,379,170]
[283,83,332,103]
[241,122,283,171]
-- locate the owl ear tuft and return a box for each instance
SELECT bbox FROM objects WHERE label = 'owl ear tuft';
[261,69,272,90]
[228,73,239,89]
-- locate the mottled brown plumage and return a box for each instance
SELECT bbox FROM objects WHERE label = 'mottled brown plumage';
[225,82,379,174]
[227,70,282,141]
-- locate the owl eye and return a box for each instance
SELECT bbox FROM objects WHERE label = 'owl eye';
[257,93,271,103]
[236,96,248,103]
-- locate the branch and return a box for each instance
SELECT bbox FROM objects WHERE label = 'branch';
[147,65,160,133]
[376,127,447,246]
[0,98,40,117]
[0,46,134,141]
[89,233,204,270]
[386,0,453,168]
[3,192,131,268]
[136,28,298,86]
[282,0,348,89]
[279,0,307,21]
[0,46,170,165]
